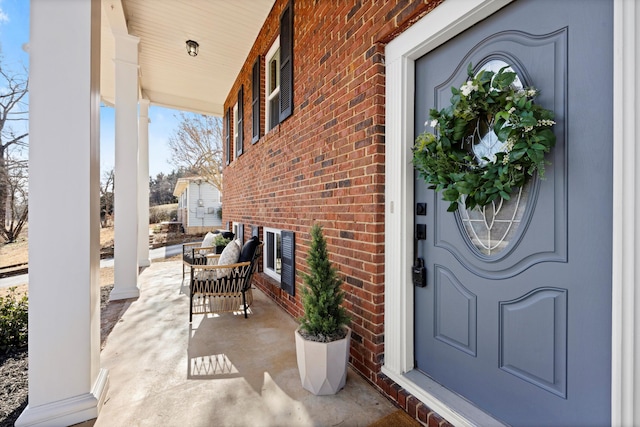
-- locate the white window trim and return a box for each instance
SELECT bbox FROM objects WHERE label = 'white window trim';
[265,36,280,133]
[384,1,638,427]
[232,221,244,244]
[263,227,281,282]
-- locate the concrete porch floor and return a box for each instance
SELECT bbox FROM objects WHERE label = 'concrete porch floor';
[93,260,399,427]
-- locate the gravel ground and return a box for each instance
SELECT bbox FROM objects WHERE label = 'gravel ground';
[0,284,116,427]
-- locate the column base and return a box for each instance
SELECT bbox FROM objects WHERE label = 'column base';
[109,286,140,301]
[15,368,109,427]
[138,258,151,268]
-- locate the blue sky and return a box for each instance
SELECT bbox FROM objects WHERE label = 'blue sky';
[0,0,180,179]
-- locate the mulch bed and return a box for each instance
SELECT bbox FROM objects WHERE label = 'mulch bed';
[0,285,117,426]
[0,349,28,427]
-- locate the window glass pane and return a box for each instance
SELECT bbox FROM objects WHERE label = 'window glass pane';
[269,48,280,94]
[267,232,275,270]
[269,94,280,130]
[458,60,529,256]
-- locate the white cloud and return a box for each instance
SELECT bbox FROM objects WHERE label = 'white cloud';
[0,8,9,24]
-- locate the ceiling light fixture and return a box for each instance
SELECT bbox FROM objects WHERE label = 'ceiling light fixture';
[186,40,199,57]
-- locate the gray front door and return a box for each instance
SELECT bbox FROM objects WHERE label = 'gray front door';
[413,1,612,425]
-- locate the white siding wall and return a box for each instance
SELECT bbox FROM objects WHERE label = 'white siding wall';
[186,181,222,229]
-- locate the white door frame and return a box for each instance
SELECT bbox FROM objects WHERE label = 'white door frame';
[383,0,639,426]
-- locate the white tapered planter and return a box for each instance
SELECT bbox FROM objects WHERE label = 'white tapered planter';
[295,326,351,395]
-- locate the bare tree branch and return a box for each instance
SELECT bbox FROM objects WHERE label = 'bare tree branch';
[100,168,115,227]
[0,151,28,242]
[0,64,29,240]
[167,113,224,193]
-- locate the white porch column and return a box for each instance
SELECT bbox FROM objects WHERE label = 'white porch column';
[137,99,151,267]
[17,0,108,426]
[110,33,141,301]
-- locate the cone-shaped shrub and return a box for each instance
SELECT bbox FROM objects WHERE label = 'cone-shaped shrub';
[299,224,350,342]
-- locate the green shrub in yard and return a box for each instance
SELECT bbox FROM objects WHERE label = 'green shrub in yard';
[0,288,28,353]
[149,203,179,224]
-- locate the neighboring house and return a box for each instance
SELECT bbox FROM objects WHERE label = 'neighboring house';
[173,177,222,234]
[23,1,640,427]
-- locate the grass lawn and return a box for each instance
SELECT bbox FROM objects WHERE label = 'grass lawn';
[0,226,116,298]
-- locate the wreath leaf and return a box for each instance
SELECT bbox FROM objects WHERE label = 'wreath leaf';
[412,63,556,212]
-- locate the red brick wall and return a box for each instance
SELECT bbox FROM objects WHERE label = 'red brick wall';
[223,1,448,425]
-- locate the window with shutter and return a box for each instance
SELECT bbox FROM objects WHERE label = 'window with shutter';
[252,57,261,143]
[264,228,280,279]
[279,1,293,122]
[236,85,244,157]
[225,107,231,165]
[260,227,295,295]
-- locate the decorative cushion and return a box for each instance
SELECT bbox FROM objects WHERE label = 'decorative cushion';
[216,239,241,279]
[200,231,218,248]
[193,268,217,281]
[239,236,260,263]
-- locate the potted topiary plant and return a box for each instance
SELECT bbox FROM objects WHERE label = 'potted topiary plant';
[213,233,232,254]
[295,223,351,395]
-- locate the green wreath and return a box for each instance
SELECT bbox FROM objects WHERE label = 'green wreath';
[412,64,556,212]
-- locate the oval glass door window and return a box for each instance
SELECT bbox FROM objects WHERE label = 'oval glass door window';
[459,60,531,256]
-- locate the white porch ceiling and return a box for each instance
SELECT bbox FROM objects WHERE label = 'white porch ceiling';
[100,0,275,116]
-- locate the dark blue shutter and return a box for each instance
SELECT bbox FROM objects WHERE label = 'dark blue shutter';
[279,0,293,122]
[225,107,230,165]
[252,57,261,143]
[236,85,244,157]
[281,230,295,296]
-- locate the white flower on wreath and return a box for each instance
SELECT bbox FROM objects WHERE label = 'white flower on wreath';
[538,119,556,127]
[460,80,479,97]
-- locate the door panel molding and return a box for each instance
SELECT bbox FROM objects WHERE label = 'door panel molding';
[499,287,567,398]
[431,28,568,279]
[434,265,478,357]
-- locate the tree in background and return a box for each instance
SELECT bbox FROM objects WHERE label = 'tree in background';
[100,168,114,227]
[148,169,186,206]
[167,113,223,193]
[1,151,28,242]
[0,65,29,243]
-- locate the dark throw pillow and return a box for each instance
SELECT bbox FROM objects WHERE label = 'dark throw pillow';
[239,236,260,263]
